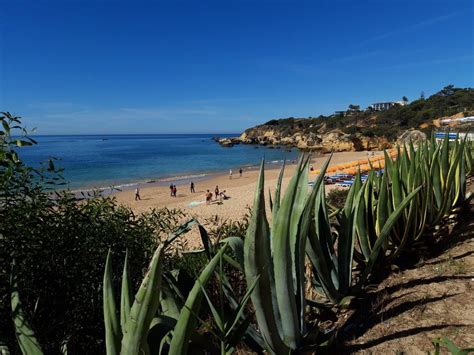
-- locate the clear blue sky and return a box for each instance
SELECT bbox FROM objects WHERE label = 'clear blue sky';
[0,0,472,134]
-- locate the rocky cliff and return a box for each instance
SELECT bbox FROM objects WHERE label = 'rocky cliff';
[216,86,474,152]
[232,125,392,152]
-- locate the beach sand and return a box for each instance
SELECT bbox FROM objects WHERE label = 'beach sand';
[113,151,382,247]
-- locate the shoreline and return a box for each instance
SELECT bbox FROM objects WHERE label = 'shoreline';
[112,150,383,250]
[64,158,298,197]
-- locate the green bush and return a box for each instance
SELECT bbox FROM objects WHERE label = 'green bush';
[0,113,188,353]
[1,191,171,353]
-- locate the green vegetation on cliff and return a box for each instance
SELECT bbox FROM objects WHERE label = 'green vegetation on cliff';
[255,85,474,140]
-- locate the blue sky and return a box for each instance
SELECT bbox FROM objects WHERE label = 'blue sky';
[0,0,472,134]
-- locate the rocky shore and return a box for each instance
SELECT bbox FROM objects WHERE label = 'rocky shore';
[214,126,393,153]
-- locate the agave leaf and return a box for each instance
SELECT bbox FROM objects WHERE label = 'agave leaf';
[199,282,225,333]
[120,250,132,334]
[434,140,465,222]
[11,261,44,355]
[225,275,259,337]
[306,186,342,304]
[220,237,244,269]
[355,181,372,261]
[198,224,214,260]
[272,156,308,348]
[169,244,229,354]
[294,155,332,325]
[337,172,362,295]
[440,133,450,188]
[103,251,120,355]
[164,219,198,248]
[306,156,345,303]
[357,186,422,287]
[375,170,389,237]
[389,155,402,210]
[243,160,288,353]
[272,160,286,221]
[159,278,181,320]
[121,244,164,355]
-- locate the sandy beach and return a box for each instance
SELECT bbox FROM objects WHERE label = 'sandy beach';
[113,151,383,241]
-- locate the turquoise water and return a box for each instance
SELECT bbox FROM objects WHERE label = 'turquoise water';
[20,134,300,189]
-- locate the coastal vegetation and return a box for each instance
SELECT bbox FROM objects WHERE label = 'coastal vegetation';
[1,112,473,353]
[232,85,474,151]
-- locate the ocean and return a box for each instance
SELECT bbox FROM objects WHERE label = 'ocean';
[19,134,301,190]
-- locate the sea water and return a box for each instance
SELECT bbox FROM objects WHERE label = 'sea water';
[19,134,301,190]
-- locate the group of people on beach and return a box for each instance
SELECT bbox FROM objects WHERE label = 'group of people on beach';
[205,185,228,205]
[169,184,178,197]
[134,167,242,204]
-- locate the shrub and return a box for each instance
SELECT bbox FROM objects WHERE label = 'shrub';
[0,113,189,353]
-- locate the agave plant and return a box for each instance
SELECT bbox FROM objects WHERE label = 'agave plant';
[10,260,43,355]
[347,135,472,273]
[8,139,471,355]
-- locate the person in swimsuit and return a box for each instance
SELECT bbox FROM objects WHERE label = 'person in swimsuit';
[205,190,212,205]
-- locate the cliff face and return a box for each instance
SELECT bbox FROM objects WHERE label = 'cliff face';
[236,126,392,152]
[218,87,474,152]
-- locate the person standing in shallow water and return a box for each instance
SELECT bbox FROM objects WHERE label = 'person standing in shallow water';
[190,181,195,193]
[135,185,141,201]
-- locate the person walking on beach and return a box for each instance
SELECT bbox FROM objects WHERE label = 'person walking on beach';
[173,185,177,197]
[134,185,141,201]
[239,168,243,178]
[214,185,220,200]
[205,190,212,205]
[190,181,195,193]
[229,169,233,179]
[169,184,174,197]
